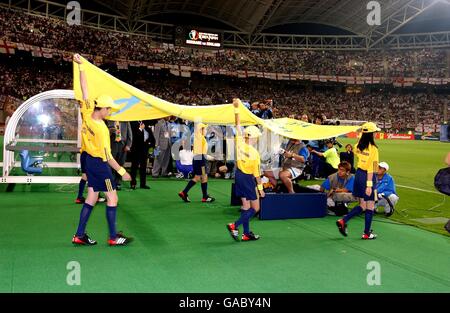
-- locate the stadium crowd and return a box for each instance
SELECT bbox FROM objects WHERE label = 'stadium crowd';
[0,58,448,132]
[0,6,448,78]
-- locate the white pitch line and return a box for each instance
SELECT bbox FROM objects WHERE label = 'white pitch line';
[397,184,442,195]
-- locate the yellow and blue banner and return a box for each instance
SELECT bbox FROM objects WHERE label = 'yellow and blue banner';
[73,56,361,140]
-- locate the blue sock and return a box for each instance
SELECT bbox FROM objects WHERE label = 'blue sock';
[106,206,117,239]
[243,208,256,235]
[343,205,363,223]
[183,180,196,194]
[234,210,247,228]
[243,220,249,235]
[201,182,208,198]
[76,203,93,237]
[77,179,87,199]
[364,210,374,235]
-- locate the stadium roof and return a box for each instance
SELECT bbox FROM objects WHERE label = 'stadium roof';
[88,0,450,35]
[8,0,450,49]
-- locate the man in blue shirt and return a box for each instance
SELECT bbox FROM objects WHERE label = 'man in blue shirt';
[263,139,309,193]
[250,102,261,117]
[320,161,356,213]
[375,162,399,217]
[259,101,273,119]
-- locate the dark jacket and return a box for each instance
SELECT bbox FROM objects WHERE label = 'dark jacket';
[340,151,354,170]
[130,120,155,151]
[107,121,133,147]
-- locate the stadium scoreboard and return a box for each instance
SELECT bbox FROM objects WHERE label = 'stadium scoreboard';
[175,26,223,48]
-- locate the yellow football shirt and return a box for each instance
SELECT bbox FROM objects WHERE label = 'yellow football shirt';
[354,143,379,173]
[79,100,91,153]
[80,100,113,162]
[193,132,208,155]
[236,136,261,178]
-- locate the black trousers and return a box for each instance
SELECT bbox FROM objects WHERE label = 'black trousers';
[321,162,338,178]
[111,141,127,185]
[130,147,148,187]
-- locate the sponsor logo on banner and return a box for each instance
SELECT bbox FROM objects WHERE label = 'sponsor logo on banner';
[420,135,440,141]
[346,132,360,139]
[386,133,414,140]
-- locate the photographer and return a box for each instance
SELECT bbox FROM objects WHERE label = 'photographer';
[375,162,399,217]
[308,116,326,178]
[310,139,340,178]
[214,160,235,179]
[340,143,355,173]
[263,139,309,193]
[320,161,356,216]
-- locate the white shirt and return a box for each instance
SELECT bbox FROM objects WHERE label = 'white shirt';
[143,128,149,142]
[179,149,193,166]
[138,121,149,142]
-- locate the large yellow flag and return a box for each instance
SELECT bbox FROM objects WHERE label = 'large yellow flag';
[73,56,360,140]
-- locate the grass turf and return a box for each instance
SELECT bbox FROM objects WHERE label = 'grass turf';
[327,138,450,236]
[0,137,449,292]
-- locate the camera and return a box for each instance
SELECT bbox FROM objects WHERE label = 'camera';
[323,119,341,126]
[326,138,343,148]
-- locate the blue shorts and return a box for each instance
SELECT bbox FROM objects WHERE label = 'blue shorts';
[80,151,87,174]
[235,168,258,201]
[352,168,377,201]
[85,154,116,192]
[193,155,206,176]
[177,163,193,177]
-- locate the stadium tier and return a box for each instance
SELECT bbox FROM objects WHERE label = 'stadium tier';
[0,0,448,301]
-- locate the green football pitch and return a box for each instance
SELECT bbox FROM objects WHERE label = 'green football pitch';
[0,136,449,292]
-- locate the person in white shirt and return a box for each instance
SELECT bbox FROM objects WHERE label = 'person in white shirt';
[176,144,194,179]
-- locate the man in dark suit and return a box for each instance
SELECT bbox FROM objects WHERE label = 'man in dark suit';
[107,121,133,190]
[129,120,154,189]
[152,117,172,178]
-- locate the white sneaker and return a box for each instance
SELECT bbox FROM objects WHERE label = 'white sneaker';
[361,232,377,240]
[326,209,336,216]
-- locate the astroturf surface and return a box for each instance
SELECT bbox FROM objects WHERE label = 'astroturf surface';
[0,137,449,292]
